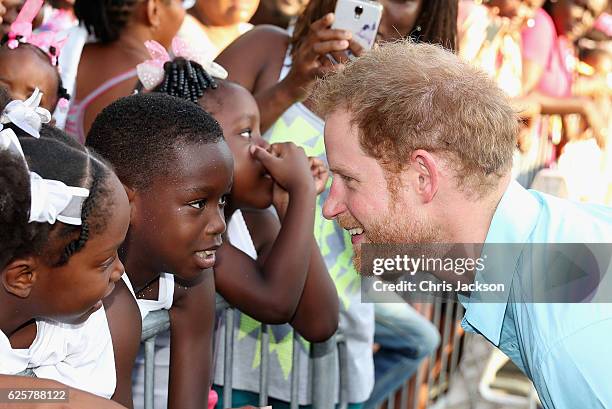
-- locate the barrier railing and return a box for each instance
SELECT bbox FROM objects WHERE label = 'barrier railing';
[364,301,466,409]
[141,297,465,409]
[140,297,349,409]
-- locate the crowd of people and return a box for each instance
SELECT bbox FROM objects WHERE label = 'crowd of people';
[0,0,610,409]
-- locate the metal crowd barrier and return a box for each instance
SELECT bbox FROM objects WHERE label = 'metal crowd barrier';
[140,297,466,409]
[140,297,349,409]
[364,299,467,409]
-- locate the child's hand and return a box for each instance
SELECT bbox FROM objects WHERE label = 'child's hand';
[309,157,329,195]
[250,142,315,195]
[272,182,290,221]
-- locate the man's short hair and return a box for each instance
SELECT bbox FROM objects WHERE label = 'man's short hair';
[314,40,519,196]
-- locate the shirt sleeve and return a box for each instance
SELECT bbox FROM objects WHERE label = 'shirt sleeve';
[521,8,556,67]
[536,319,612,409]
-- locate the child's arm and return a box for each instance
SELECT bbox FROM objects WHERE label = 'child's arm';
[215,143,317,325]
[104,279,142,409]
[166,270,216,409]
[243,208,339,342]
[0,375,127,408]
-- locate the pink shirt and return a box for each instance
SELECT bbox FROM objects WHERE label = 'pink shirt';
[521,8,573,97]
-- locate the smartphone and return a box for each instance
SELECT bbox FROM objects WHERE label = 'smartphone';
[332,0,383,51]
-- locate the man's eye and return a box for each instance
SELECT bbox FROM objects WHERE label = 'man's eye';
[239,129,252,139]
[188,199,206,209]
[219,195,227,207]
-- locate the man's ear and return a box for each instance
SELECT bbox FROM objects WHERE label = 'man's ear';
[2,257,39,298]
[145,0,162,29]
[410,149,439,204]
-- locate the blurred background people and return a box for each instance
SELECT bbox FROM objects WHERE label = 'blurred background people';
[178,0,260,58]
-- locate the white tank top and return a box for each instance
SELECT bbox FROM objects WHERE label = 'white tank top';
[0,304,116,398]
[121,272,175,321]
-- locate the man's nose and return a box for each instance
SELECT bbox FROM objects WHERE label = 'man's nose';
[322,177,346,220]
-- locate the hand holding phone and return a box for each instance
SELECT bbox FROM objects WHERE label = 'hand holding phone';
[332,0,383,51]
[284,13,354,99]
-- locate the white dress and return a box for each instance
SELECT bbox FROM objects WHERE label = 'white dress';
[0,300,117,398]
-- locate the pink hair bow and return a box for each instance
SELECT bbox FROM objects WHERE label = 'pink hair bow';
[6,0,42,49]
[136,37,228,91]
[7,0,67,66]
[29,31,68,66]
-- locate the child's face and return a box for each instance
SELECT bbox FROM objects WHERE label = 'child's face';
[33,172,130,325]
[194,0,260,26]
[130,141,233,283]
[202,82,274,210]
[0,45,59,111]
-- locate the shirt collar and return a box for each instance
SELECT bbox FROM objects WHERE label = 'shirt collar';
[461,180,542,345]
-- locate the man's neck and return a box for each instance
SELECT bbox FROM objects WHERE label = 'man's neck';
[444,176,511,244]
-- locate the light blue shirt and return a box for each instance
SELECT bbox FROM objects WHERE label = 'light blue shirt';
[461,180,612,409]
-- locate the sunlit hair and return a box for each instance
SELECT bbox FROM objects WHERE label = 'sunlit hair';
[314,40,519,197]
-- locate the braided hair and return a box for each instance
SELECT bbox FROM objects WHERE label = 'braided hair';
[0,133,114,269]
[0,150,34,269]
[56,155,107,265]
[151,57,219,104]
[290,0,458,56]
[74,0,142,43]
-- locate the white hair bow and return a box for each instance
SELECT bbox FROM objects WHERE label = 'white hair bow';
[28,172,89,225]
[0,88,52,138]
[136,37,228,90]
[0,90,88,226]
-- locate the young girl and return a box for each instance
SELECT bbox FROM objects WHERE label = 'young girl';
[68,0,185,142]
[132,47,338,407]
[0,0,71,111]
[0,92,138,408]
